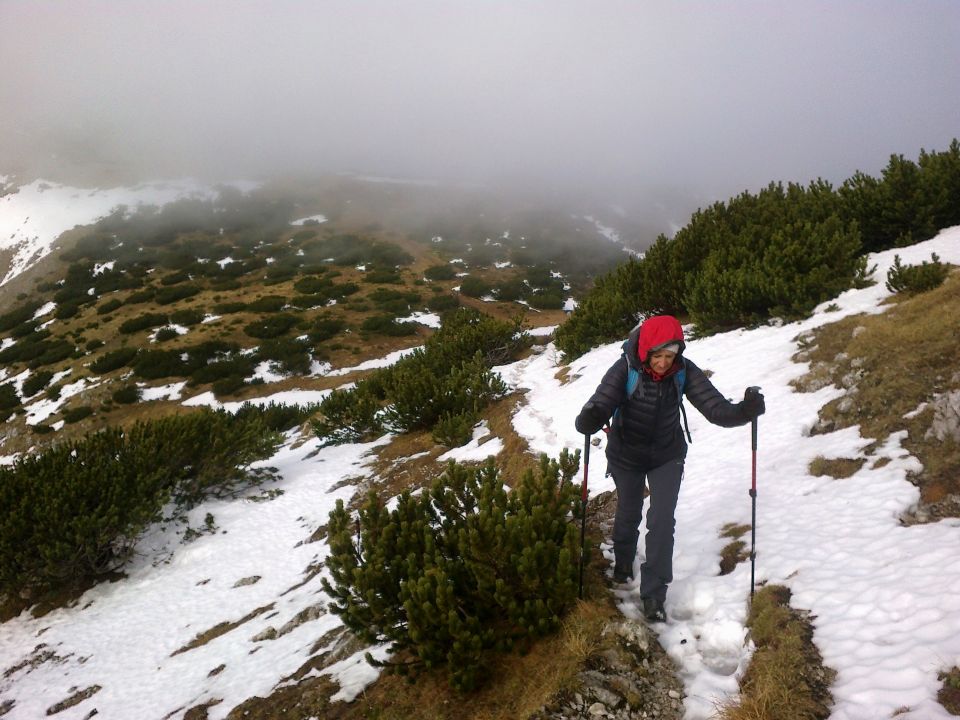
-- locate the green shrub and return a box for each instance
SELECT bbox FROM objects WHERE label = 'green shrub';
[427,294,459,313]
[312,309,525,446]
[124,288,156,305]
[459,276,492,298]
[307,316,346,343]
[119,313,169,334]
[212,375,247,398]
[97,298,124,315]
[160,270,191,286]
[885,253,950,294]
[322,452,580,691]
[85,338,105,352]
[112,385,141,404]
[495,278,530,302]
[154,284,202,305]
[528,289,565,310]
[363,269,403,284]
[246,295,288,313]
[213,301,248,314]
[132,349,189,379]
[383,351,507,433]
[188,356,256,386]
[154,327,181,342]
[90,347,139,374]
[424,264,457,281]
[293,276,332,294]
[10,320,40,339]
[244,313,300,339]
[0,301,43,333]
[312,383,385,445]
[27,339,76,369]
[0,409,281,596]
[21,370,54,398]
[170,308,204,326]
[63,405,94,423]
[233,401,321,432]
[431,411,477,447]
[0,384,20,410]
[361,314,418,337]
[257,337,311,375]
[54,302,82,320]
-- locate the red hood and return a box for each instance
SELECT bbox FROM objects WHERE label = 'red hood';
[637,315,685,363]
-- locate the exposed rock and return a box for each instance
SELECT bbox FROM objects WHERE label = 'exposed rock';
[528,491,684,720]
[925,390,960,443]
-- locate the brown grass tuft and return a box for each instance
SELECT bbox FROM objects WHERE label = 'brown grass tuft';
[791,269,960,521]
[808,456,865,479]
[716,585,835,720]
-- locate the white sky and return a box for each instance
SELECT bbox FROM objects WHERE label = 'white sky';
[1,2,958,222]
[2,194,960,717]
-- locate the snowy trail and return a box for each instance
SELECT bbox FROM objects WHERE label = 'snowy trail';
[511,227,960,719]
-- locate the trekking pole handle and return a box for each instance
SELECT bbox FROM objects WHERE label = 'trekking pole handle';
[746,386,761,451]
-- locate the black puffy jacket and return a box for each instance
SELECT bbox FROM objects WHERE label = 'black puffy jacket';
[577,328,750,471]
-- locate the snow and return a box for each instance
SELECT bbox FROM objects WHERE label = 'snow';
[2,180,960,719]
[0,178,256,286]
[31,301,56,319]
[437,420,504,462]
[139,381,187,402]
[290,214,328,225]
[23,374,96,425]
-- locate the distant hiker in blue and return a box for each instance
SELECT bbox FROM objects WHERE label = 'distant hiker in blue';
[575,315,765,622]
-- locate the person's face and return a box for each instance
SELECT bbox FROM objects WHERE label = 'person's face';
[648,349,677,375]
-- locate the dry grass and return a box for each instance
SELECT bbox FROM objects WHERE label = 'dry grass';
[718,523,752,576]
[790,269,960,518]
[170,603,275,656]
[939,666,960,715]
[319,598,617,720]
[807,456,866,479]
[716,585,834,720]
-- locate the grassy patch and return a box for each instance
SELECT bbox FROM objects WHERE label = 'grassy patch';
[718,522,751,575]
[321,599,617,720]
[790,269,960,519]
[939,666,960,715]
[808,456,866,479]
[717,585,835,720]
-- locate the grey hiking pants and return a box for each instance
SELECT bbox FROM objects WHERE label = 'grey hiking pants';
[610,458,684,602]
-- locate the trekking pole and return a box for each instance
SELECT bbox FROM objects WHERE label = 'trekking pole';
[578,433,590,599]
[746,386,761,599]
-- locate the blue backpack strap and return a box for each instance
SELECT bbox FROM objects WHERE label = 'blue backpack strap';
[607,356,636,429]
[675,361,692,443]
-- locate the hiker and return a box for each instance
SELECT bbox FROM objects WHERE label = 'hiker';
[574,314,765,622]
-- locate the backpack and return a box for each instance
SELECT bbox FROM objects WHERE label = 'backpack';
[610,357,693,443]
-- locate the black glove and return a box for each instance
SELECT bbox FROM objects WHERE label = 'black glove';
[740,387,765,420]
[575,402,608,435]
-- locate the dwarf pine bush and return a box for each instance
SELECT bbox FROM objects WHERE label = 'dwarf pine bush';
[322,452,581,691]
[0,409,281,598]
[885,253,950,294]
[312,309,526,445]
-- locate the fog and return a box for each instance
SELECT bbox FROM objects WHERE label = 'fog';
[2,1,959,225]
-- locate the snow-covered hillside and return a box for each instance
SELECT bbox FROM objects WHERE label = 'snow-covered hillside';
[0,177,257,286]
[1,189,959,718]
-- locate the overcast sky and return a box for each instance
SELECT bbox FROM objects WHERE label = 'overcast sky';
[2,1,958,215]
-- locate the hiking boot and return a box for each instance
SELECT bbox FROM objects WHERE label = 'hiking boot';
[642,597,666,623]
[613,564,633,583]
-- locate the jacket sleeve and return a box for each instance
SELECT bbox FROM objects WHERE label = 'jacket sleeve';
[575,356,629,434]
[682,359,751,428]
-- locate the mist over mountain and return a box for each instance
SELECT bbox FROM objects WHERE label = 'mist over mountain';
[2,1,959,240]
